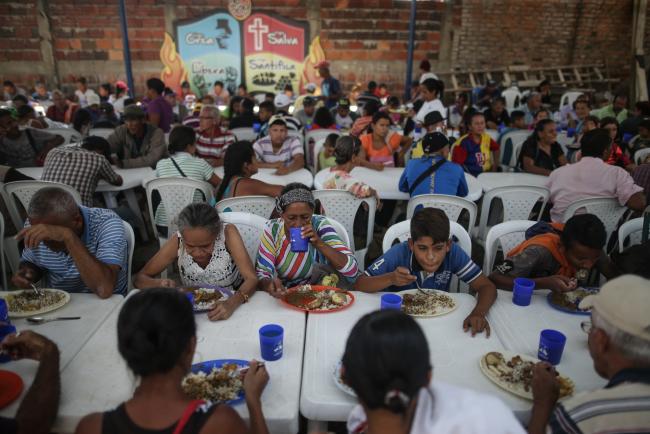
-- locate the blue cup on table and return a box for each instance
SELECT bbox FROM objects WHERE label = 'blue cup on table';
[259,324,284,361]
[538,329,567,365]
[566,127,576,138]
[381,293,402,310]
[622,132,633,143]
[185,291,194,306]
[0,299,9,324]
[253,122,261,133]
[289,227,309,252]
[0,324,17,363]
[512,278,535,306]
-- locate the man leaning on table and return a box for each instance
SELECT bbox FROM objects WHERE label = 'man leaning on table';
[528,275,650,434]
[11,187,128,297]
[107,105,167,169]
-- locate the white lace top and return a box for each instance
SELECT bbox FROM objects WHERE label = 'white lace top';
[177,224,243,291]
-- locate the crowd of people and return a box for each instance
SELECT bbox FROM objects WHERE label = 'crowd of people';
[1,62,650,434]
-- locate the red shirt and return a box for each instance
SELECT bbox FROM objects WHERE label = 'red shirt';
[46,103,78,124]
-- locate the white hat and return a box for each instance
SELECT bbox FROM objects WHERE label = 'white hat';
[419,72,439,84]
[274,93,292,109]
[580,275,650,341]
[305,83,317,93]
[86,92,100,106]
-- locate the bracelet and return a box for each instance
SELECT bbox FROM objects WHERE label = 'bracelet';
[238,292,249,303]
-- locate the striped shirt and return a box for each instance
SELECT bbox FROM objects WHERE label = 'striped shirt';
[253,136,303,166]
[255,215,358,287]
[548,368,650,434]
[154,152,214,225]
[42,146,120,206]
[21,206,128,295]
[195,126,236,160]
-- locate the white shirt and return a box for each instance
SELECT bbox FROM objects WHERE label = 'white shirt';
[75,89,98,108]
[415,98,446,124]
[347,382,525,434]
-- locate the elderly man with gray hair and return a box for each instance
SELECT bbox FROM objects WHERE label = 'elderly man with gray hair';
[194,104,236,167]
[12,187,128,297]
[528,275,650,434]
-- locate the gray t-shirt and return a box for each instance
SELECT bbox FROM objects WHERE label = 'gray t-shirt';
[0,129,57,168]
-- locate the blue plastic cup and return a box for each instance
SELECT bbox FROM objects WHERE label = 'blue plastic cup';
[566,127,576,138]
[622,132,633,143]
[253,122,261,133]
[289,227,309,252]
[259,324,284,361]
[381,293,402,310]
[0,324,17,363]
[538,329,567,365]
[0,299,8,323]
[512,278,535,306]
[185,291,194,306]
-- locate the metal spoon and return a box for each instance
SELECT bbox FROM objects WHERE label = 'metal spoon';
[26,316,81,324]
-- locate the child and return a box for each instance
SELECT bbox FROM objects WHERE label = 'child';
[354,208,496,336]
[323,135,379,201]
[317,133,339,170]
[256,100,275,139]
[484,96,511,130]
[334,98,354,130]
[497,110,527,144]
[399,132,468,198]
[411,111,446,159]
[489,214,614,292]
[629,118,650,154]
[451,112,500,176]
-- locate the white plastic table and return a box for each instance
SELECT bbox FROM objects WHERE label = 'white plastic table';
[0,293,124,420]
[17,166,153,241]
[50,291,306,434]
[300,291,529,431]
[314,167,483,202]
[214,167,314,188]
[490,289,607,397]
[477,172,548,192]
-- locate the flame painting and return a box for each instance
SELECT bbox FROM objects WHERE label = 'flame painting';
[160,33,188,96]
[299,36,326,95]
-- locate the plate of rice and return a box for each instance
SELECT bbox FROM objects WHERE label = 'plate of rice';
[0,289,70,318]
[182,359,248,405]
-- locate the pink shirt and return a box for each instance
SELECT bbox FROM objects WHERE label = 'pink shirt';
[546,157,644,222]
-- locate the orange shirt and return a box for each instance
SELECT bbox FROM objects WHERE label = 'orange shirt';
[360,132,402,160]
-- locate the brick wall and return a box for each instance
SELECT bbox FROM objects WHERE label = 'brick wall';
[0,0,642,99]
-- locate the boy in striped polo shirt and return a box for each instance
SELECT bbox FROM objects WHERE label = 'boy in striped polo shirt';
[354,207,496,336]
[253,115,305,175]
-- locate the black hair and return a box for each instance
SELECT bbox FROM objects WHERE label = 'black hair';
[12,94,28,105]
[163,87,174,96]
[580,128,611,158]
[419,59,431,72]
[146,78,165,95]
[238,83,247,91]
[3,80,14,87]
[168,125,196,154]
[334,135,361,165]
[240,98,255,114]
[534,108,550,119]
[100,83,112,94]
[378,83,387,89]
[371,111,392,125]
[412,99,424,113]
[510,110,526,122]
[181,80,190,88]
[264,92,275,100]
[228,95,244,120]
[368,81,377,91]
[259,100,275,113]
[342,310,431,413]
[82,135,112,160]
[537,79,550,90]
[284,83,293,92]
[387,96,400,107]
[493,96,506,105]
[123,98,135,107]
[611,241,650,278]
[72,108,92,133]
[410,207,449,243]
[313,106,335,128]
[363,100,380,117]
[16,105,34,119]
[76,77,87,85]
[280,182,311,196]
[573,99,591,110]
[213,80,224,88]
[614,93,628,101]
[324,133,339,148]
[635,101,650,117]
[599,116,619,130]
[216,141,255,201]
[534,118,555,141]
[561,214,606,251]
[421,78,443,97]
[117,288,196,377]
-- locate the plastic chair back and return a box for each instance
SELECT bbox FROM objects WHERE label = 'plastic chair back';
[499,130,530,170]
[406,194,477,231]
[122,220,135,292]
[88,128,114,139]
[559,91,584,109]
[42,127,83,144]
[229,128,258,142]
[634,148,650,165]
[618,217,644,252]
[501,88,522,111]
[220,212,267,262]
[483,220,536,273]
[562,196,627,244]
[311,138,327,171]
[215,196,276,219]
[306,129,339,167]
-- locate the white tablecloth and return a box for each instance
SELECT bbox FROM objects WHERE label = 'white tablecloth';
[50,291,305,434]
[0,293,124,420]
[300,291,528,423]
[314,167,483,202]
[17,166,154,192]
[214,167,314,188]
[477,172,547,192]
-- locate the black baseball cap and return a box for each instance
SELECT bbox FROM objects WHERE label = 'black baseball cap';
[422,132,450,153]
[423,111,445,127]
[303,96,316,106]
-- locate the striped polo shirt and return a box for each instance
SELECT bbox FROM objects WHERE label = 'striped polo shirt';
[154,152,215,225]
[194,126,236,160]
[253,136,303,166]
[21,206,128,295]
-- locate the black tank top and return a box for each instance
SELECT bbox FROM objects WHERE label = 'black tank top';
[102,402,218,434]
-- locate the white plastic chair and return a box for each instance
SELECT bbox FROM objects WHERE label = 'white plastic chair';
[122,220,135,292]
[618,217,644,252]
[501,88,522,112]
[483,220,536,274]
[559,91,584,109]
[475,186,550,242]
[562,196,627,244]
[88,128,115,139]
[323,215,352,251]
[313,190,376,269]
[634,148,650,165]
[485,129,499,141]
[381,220,472,292]
[2,181,83,231]
[0,212,7,290]
[42,127,82,144]
[229,128,258,142]
[215,196,276,219]
[219,212,267,263]
[499,130,530,170]
[144,178,214,246]
[306,129,339,167]
[406,194,477,231]
[311,138,327,171]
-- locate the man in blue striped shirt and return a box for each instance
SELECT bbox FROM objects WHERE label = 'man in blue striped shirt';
[11,187,128,297]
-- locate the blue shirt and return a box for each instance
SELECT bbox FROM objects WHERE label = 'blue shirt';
[22,206,128,295]
[364,241,482,292]
[321,77,341,108]
[399,155,469,198]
